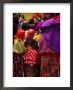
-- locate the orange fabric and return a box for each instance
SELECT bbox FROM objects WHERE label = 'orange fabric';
[32,13,42,19]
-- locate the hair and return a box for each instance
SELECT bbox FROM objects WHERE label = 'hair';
[18,13,21,18]
[25,39,39,50]
[28,18,34,24]
[13,13,19,36]
[27,19,35,29]
[13,13,19,24]
[22,14,24,19]
[13,23,18,36]
[52,13,60,17]
[21,22,28,30]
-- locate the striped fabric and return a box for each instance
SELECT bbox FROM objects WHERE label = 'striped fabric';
[23,49,38,65]
[40,53,60,77]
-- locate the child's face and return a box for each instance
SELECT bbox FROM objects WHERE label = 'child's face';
[26,45,32,51]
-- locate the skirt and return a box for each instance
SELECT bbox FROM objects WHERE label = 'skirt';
[24,64,37,77]
[40,53,60,77]
[13,52,25,77]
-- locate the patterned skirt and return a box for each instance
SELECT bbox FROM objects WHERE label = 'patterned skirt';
[24,64,37,77]
[13,52,41,77]
[13,52,25,77]
[40,53,60,77]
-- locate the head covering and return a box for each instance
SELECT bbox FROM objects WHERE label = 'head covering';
[16,29,25,40]
[25,29,35,39]
[28,29,35,36]
[32,13,42,19]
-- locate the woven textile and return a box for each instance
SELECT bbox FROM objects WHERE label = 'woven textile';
[40,53,60,77]
[23,49,38,64]
[13,53,25,77]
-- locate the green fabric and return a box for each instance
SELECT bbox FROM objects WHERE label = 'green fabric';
[13,39,26,54]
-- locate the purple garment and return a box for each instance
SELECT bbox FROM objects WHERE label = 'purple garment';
[35,18,60,53]
[38,35,55,54]
[40,18,60,53]
[41,18,59,28]
[35,21,44,30]
[43,24,60,53]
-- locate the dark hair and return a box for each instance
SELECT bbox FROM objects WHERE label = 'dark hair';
[22,15,24,19]
[13,13,19,24]
[28,18,34,24]
[13,22,18,36]
[18,13,21,17]
[21,22,28,30]
[13,22,18,44]
[13,13,19,36]
[52,13,60,17]
[25,39,39,50]
[27,19,35,29]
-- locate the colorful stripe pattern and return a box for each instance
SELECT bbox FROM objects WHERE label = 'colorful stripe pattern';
[23,49,38,64]
[40,53,60,77]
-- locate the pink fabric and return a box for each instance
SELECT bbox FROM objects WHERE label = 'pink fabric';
[23,49,38,64]
[38,35,55,54]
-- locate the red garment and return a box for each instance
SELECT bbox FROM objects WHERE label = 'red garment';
[54,15,60,22]
[25,29,35,40]
[32,13,42,19]
[16,29,25,40]
[40,53,60,77]
[23,49,38,64]
[28,29,35,36]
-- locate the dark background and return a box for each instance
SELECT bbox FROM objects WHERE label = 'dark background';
[0,0,72,90]
[0,0,72,3]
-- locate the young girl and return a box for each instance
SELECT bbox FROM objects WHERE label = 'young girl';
[23,39,38,77]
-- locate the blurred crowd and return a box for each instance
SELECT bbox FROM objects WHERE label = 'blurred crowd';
[13,13,60,77]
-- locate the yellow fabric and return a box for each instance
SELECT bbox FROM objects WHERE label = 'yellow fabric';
[33,33,42,41]
[13,38,25,54]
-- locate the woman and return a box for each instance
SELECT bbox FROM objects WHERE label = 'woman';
[13,29,25,77]
[38,18,60,77]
